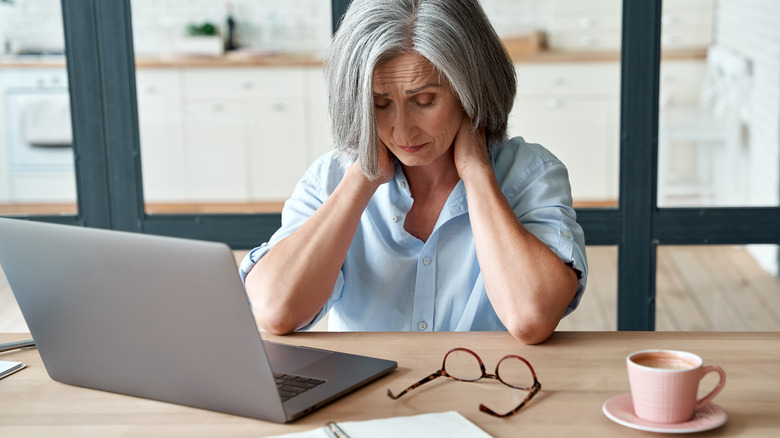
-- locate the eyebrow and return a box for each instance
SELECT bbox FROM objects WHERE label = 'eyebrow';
[372,83,440,97]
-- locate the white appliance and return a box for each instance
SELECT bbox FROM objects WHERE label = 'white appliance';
[1,66,76,202]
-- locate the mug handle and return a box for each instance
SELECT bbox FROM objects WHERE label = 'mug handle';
[695,365,726,410]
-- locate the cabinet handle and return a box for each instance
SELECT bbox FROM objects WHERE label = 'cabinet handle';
[237,80,254,90]
[139,84,157,94]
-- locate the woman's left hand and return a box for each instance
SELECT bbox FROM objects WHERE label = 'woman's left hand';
[453,115,490,181]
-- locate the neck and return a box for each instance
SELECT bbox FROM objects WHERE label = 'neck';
[401,149,460,196]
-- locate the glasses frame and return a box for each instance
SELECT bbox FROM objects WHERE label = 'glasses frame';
[386,347,541,417]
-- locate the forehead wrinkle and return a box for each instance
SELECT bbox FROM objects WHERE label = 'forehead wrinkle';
[372,53,440,95]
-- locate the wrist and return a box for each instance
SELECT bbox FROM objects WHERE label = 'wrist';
[343,162,383,204]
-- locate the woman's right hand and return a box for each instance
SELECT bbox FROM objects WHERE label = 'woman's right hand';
[375,142,396,184]
[351,142,395,192]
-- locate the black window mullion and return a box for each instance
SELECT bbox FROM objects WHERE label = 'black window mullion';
[60,0,144,231]
[617,0,663,330]
[61,0,112,228]
[655,208,780,245]
[93,0,145,232]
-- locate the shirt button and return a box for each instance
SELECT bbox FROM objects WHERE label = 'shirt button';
[561,230,571,238]
[391,215,399,223]
[400,181,407,189]
[422,257,430,265]
[418,321,427,330]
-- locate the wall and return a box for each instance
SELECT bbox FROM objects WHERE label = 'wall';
[0,0,64,54]
[715,0,780,275]
[0,0,548,57]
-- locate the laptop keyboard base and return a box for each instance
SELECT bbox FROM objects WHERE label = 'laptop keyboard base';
[273,372,326,402]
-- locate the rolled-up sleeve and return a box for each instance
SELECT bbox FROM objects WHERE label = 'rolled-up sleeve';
[238,152,339,284]
[496,139,589,316]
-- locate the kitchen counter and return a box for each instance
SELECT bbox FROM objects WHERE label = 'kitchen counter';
[0,47,706,69]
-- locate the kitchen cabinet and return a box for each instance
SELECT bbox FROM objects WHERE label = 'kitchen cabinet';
[138,66,314,202]
[304,67,335,166]
[546,0,713,52]
[181,100,248,201]
[0,57,705,207]
[510,62,621,202]
[136,69,186,202]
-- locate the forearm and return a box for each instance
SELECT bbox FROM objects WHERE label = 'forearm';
[245,165,380,334]
[462,165,578,344]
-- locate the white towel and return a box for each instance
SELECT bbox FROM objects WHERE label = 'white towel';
[19,94,73,146]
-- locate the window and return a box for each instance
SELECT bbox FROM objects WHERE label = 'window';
[4,0,778,330]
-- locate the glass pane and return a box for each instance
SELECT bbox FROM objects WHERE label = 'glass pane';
[499,0,622,208]
[657,0,779,207]
[556,246,617,331]
[131,0,331,215]
[656,245,780,331]
[0,0,77,216]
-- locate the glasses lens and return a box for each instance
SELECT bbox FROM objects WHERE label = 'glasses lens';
[497,356,535,389]
[444,349,483,381]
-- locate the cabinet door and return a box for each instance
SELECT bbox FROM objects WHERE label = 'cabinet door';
[136,69,186,202]
[246,99,307,200]
[509,97,619,202]
[182,101,248,201]
[304,67,334,166]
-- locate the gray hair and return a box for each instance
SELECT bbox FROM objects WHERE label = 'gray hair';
[324,0,517,179]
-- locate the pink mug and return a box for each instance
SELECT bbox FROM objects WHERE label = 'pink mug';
[627,350,726,424]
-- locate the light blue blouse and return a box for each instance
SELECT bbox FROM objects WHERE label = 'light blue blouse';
[239,137,588,332]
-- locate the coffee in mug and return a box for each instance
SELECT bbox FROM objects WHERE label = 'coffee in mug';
[631,351,698,370]
[627,350,726,424]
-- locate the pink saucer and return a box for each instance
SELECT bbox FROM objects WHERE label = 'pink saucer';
[602,393,727,434]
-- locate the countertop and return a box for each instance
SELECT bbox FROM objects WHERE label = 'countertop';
[0,48,706,70]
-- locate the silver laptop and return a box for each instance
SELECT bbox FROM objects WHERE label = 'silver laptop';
[0,218,396,423]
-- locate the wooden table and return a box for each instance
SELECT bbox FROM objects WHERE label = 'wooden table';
[1,331,778,437]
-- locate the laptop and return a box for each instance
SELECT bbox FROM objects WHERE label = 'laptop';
[0,218,396,423]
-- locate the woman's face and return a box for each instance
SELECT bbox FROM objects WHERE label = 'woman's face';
[372,52,464,169]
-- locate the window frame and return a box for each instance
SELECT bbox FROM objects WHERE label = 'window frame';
[6,0,779,330]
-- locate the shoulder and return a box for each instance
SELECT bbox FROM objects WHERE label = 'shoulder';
[491,136,566,186]
[299,149,351,194]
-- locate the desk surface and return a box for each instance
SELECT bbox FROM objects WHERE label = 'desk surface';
[1,331,778,437]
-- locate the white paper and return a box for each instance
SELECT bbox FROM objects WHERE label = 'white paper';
[267,411,493,438]
[0,360,26,380]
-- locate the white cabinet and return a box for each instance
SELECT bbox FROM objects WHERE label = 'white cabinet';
[134,65,333,204]
[245,99,307,200]
[546,0,713,52]
[304,66,334,165]
[181,101,248,201]
[180,67,309,202]
[136,69,186,202]
[510,62,621,203]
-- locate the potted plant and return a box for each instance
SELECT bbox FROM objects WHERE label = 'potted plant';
[176,22,223,56]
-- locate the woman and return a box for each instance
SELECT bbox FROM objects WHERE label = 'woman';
[240,0,587,344]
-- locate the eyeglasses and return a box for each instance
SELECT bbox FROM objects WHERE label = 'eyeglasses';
[386,347,541,417]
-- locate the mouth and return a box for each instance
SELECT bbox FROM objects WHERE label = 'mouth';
[398,143,426,154]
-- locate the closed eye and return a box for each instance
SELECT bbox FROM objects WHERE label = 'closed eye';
[374,97,391,110]
[413,93,436,108]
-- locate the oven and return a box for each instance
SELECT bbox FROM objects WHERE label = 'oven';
[2,66,76,202]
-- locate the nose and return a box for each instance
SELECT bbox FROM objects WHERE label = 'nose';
[392,107,418,145]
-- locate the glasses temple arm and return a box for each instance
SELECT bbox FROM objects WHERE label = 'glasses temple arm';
[479,379,542,418]
[386,370,444,400]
